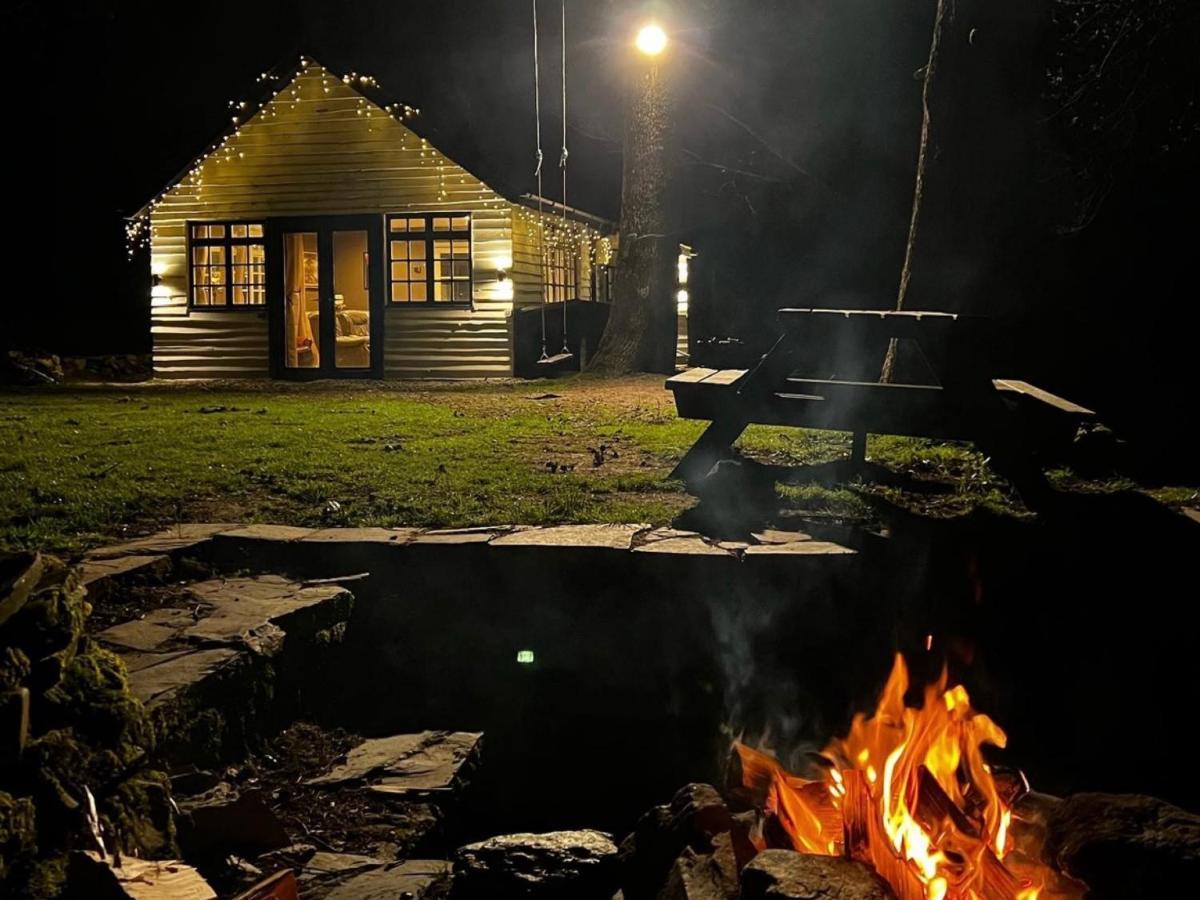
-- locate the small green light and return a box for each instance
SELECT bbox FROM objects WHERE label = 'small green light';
[516,649,535,664]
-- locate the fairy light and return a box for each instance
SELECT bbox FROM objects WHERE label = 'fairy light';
[123,52,614,313]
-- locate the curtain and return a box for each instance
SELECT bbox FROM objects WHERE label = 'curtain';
[284,233,318,367]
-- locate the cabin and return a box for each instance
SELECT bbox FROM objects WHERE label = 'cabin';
[128,56,692,380]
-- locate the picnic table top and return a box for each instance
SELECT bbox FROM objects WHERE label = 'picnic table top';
[776,308,979,320]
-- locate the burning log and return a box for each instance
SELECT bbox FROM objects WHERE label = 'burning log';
[730,653,1082,899]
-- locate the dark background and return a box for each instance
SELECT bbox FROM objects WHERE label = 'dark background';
[8,0,1200,466]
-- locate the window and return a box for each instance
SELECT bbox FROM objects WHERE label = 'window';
[189,222,266,307]
[545,245,578,303]
[387,213,472,303]
[593,263,614,304]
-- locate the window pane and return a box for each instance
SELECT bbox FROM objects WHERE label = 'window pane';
[434,282,449,301]
[191,225,208,239]
[250,244,265,263]
[390,240,407,260]
[232,224,247,238]
[210,246,226,264]
[452,260,469,278]
[232,265,246,284]
[432,217,450,231]
[232,245,248,264]
[209,225,225,238]
[433,240,450,259]
[409,241,426,259]
[391,282,409,302]
[193,266,209,285]
[389,218,407,232]
[410,281,427,301]
[410,261,427,281]
[452,281,469,301]
[210,266,225,285]
[233,286,247,304]
[194,286,209,305]
[212,286,226,303]
[391,262,408,280]
[408,218,426,231]
[193,246,209,264]
[451,215,469,231]
[248,224,264,238]
[452,240,469,256]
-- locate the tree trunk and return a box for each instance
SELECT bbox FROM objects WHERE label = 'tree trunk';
[588,61,678,375]
[880,0,951,384]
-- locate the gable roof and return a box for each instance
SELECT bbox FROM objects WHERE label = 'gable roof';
[130,54,612,230]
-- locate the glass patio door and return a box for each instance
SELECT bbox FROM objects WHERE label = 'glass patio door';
[274,216,383,377]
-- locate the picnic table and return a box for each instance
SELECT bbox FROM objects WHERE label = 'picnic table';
[666,308,1096,489]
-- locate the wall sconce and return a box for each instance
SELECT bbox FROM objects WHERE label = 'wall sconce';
[497,268,509,282]
[151,273,163,287]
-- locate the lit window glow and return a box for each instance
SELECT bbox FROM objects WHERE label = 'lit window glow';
[516,649,535,664]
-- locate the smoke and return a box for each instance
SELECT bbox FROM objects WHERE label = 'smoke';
[702,578,838,775]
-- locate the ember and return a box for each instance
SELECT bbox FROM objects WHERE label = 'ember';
[733,654,1085,899]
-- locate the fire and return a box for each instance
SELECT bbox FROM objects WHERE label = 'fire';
[733,654,1083,900]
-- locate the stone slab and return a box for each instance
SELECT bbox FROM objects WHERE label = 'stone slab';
[307,730,482,796]
[123,647,241,707]
[411,529,505,544]
[633,536,732,557]
[215,524,317,542]
[70,851,217,900]
[301,527,420,544]
[79,553,171,586]
[750,529,813,545]
[84,524,236,560]
[489,523,650,550]
[99,575,352,710]
[99,576,351,657]
[742,541,856,556]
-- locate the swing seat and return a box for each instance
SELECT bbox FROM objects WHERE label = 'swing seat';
[537,351,575,366]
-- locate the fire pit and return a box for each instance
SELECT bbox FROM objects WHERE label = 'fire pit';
[730,654,1083,898]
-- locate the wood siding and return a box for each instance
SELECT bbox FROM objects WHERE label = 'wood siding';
[148,62,514,379]
[510,206,607,307]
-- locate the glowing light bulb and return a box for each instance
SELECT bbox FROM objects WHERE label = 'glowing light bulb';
[635,23,667,56]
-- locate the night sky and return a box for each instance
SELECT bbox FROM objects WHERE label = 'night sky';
[24,0,933,355]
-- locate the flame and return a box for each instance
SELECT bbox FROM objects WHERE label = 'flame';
[734,654,1084,900]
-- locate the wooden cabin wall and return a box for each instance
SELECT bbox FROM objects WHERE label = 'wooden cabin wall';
[148,63,513,379]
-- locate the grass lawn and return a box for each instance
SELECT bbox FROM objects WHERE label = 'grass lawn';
[1,376,1195,553]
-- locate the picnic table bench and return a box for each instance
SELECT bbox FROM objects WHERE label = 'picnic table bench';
[666,308,1096,489]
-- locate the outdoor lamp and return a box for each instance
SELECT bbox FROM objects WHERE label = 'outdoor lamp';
[635,23,667,56]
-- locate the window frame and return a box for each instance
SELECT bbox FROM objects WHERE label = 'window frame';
[544,242,579,304]
[186,220,268,310]
[385,212,474,307]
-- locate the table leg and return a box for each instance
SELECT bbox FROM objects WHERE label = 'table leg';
[669,418,748,488]
[851,431,867,466]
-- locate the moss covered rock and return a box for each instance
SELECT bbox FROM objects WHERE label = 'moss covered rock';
[1,556,177,897]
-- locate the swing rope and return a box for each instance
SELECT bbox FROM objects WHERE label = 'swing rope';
[558,0,571,355]
[532,0,549,361]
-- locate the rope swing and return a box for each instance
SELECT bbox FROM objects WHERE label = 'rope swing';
[535,0,575,367]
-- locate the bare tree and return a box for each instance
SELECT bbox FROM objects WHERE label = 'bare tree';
[880,0,952,384]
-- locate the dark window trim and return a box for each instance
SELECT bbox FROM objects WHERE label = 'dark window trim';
[186,219,268,311]
[385,212,474,308]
